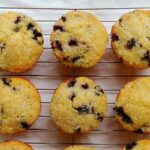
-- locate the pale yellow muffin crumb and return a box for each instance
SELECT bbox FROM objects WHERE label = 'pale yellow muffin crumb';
[0,77,41,134]
[0,141,33,150]
[111,10,150,69]
[114,77,150,133]
[50,77,107,133]
[65,145,95,150]
[0,11,43,72]
[51,11,108,68]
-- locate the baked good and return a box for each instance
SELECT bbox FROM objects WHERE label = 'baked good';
[114,77,150,133]
[50,77,107,133]
[122,139,150,150]
[0,141,33,150]
[0,77,41,134]
[65,145,94,150]
[111,10,150,69]
[0,11,43,72]
[51,11,108,68]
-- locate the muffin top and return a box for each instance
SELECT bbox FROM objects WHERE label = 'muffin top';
[114,77,150,133]
[111,10,150,68]
[51,11,108,68]
[0,77,41,134]
[0,11,43,72]
[50,77,107,133]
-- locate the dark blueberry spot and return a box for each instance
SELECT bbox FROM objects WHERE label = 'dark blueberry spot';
[96,113,104,121]
[14,27,19,32]
[99,89,104,94]
[14,16,21,24]
[52,41,63,51]
[69,92,76,101]
[32,29,42,40]
[68,39,78,46]
[74,127,81,133]
[27,23,34,30]
[91,107,95,114]
[120,57,123,62]
[61,16,66,22]
[126,142,136,150]
[112,34,119,42]
[114,107,133,124]
[0,43,5,52]
[92,108,104,121]
[53,25,64,32]
[63,57,68,61]
[68,79,76,87]
[2,78,11,86]
[0,120,3,126]
[94,85,104,94]
[147,37,150,41]
[134,128,143,134]
[21,122,29,129]
[141,50,150,66]
[13,87,16,91]
[140,44,143,48]
[95,92,100,96]
[75,105,91,115]
[126,38,136,49]
[119,18,122,23]
[1,106,4,114]
[81,83,89,89]
[71,56,81,63]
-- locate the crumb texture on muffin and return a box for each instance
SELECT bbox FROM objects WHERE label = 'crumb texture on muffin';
[0,141,33,150]
[51,11,108,68]
[50,77,107,133]
[0,11,44,72]
[0,77,41,134]
[114,77,150,133]
[111,10,150,68]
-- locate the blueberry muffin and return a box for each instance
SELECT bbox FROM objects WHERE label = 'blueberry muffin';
[0,11,43,72]
[50,77,107,133]
[114,77,150,133]
[0,141,33,150]
[0,77,41,134]
[51,11,108,68]
[122,139,150,150]
[111,10,150,69]
[65,145,95,150]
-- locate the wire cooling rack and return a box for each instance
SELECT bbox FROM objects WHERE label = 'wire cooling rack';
[0,0,150,149]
